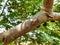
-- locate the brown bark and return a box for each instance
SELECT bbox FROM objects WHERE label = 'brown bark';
[2,11,60,45]
[3,11,48,44]
[42,0,53,12]
[0,0,60,45]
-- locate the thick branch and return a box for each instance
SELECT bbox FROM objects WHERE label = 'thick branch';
[0,11,60,45]
[0,0,60,45]
[42,0,54,12]
[0,11,48,44]
[53,12,60,20]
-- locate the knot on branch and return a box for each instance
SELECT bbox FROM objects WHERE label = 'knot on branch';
[45,12,53,18]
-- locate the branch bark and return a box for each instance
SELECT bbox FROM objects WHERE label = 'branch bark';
[1,11,48,44]
[42,0,53,12]
[1,11,60,45]
[0,0,60,45]
[53,12,60,20]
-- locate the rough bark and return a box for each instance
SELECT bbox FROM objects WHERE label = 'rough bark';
[3,11,48,44]
[42,0,53,12]
[41,0,54,18]
[0,0,60,45]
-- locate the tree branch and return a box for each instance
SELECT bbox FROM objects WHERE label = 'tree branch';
[42,0,54,14]
[0,11,48,44]
[53,12,60,20]
[0,0,60,45]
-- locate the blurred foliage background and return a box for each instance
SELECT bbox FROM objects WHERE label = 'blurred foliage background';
[0,0,60,45]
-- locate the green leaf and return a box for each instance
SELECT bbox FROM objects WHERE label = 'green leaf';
[0,42,3,45]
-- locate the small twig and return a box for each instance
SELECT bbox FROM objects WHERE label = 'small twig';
[0,0,9,15]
